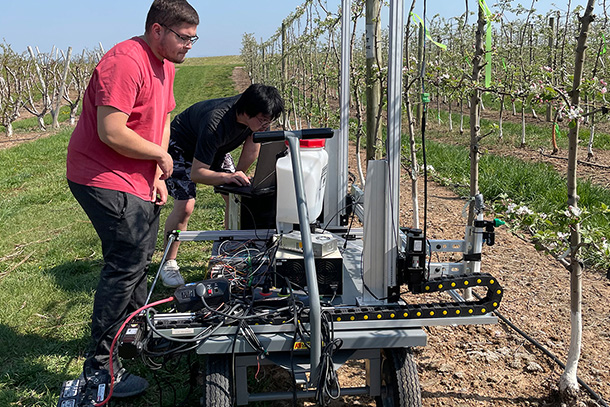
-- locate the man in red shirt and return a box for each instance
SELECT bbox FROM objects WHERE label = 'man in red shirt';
[66,0,198,398]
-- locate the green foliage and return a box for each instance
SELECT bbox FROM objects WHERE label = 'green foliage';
[422,140,610,272]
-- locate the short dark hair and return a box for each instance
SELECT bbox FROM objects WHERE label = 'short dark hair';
[235,84,284,120]
[145,0,199,32]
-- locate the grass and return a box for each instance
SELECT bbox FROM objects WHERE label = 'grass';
[423,140,610,222]
[426,104,610,151]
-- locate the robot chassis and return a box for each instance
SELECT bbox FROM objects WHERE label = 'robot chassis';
[140,128,503,406]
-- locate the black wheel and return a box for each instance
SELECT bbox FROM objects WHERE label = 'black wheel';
[375,347,422,407]
[201,355,232,407]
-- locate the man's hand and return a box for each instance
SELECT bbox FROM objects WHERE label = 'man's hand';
[157,151,174,180]
[226,170,251,186]
[191,158,252,186]
[153,178,168,205]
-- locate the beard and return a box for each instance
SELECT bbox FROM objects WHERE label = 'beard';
[159,38,188,64]
[165,52,187,64]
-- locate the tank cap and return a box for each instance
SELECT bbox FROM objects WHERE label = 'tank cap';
[284,138,326,148]
[299,139,326,148]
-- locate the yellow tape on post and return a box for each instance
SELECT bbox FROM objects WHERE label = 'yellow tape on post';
[410,13,447,51]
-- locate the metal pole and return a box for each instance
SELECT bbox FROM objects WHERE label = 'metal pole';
[285,132,322,383]
[324,0,351,228]
[147,233,177,305]
[385,0,404,287]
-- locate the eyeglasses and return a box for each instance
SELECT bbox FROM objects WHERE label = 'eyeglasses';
[254,115,273,128]
[161,24,198,45]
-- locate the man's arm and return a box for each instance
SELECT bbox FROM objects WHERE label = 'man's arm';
[152,113,172,205]
[235,135,260,173]
[191,158,251,186]
[97,105,173,180]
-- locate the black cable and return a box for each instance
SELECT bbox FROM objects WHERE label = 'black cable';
[288,278,300,407]
[314,311,342,406]
[359,248,390,301]
[320,201,356,234]
[145,307,226,344]
[342,206,356,250]
[229,313,240,407]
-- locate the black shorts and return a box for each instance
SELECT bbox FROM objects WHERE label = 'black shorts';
[165,138,235,201]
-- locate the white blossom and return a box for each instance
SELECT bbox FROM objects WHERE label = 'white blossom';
[567,106,583,121]
[564,205,582,218]
[515,205,533,216]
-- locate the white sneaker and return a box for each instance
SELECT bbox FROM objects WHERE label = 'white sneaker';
[160,259,184,287]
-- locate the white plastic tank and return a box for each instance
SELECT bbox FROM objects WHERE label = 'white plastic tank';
[275,139,328,225]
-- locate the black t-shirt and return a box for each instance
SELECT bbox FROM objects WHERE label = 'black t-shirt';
[170,95,252,169]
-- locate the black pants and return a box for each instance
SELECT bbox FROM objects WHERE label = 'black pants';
[68,180,160,373]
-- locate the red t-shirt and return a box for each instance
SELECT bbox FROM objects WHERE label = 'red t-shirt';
[66,37,176,201]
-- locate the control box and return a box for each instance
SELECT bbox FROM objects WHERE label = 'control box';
[274,248,343,295]
[173,278,230,312]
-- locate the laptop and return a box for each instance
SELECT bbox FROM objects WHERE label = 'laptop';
[214,140,287,198]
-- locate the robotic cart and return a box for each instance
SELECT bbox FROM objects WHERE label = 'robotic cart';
[142,128,503,406]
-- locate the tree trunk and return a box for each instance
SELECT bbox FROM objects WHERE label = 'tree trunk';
[26,46,52,131]
[498,95,505,140]
[546,16,555,122]
[520,102,526,147]
[5,121,14,138]
[415,24,424,128]
[552,121,559,155]
[52,47,72,129]
[463,4,487,302]
[559,0,595,401]
[281,23,288,130]
[468,4,486,226]
[448,100,453,132]
[365,0,382,162]
[587,114,595,160]
[459,96,464,135]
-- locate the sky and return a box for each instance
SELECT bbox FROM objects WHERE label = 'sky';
[1,0,561,59]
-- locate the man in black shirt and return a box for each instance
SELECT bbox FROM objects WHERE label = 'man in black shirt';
[161,84,284,287]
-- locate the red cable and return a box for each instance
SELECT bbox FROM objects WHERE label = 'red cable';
[94,296,175,406]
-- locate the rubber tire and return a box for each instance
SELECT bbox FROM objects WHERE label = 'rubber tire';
[201,355,233,407]
[375,347,422,407]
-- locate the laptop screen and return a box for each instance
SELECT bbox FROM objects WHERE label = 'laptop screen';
[214,140,287,196]
[249,140,287,190]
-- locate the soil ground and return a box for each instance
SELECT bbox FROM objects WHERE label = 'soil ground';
[3,66,609,407]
